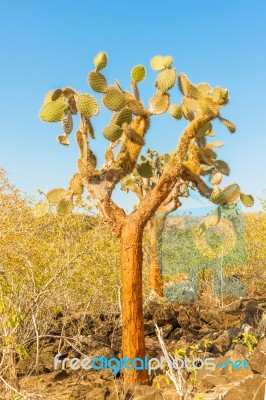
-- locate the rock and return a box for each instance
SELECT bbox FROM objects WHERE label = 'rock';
[144,321,156,335]
[250,345,266,375]
[161,324,174,338]
[223,374,265,399]
[153,303,179,328]
[168,328,182,341]
[125,384,163,400]
[212,332,232,354]
[85,387,108,400]
[201,374,228,389]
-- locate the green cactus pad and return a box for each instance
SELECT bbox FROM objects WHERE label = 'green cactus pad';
[46,188,66,203]
[51,89,63,101]
[178,74,200,98]
[168,104,183,119]
[150,56,165,71]
[88,71,108,93]
[182,97,201,112]
[215,160,230,176]
[181,104,194,121]
[156,68,176,93]
[199,98,219,116]
[240,193,254,207]
[211,183,240,205]
[102,86,126,111]
[93,52,108,71]
[111,108,132,126]
[219,117,236,133]
[62,111,73,134]
[212,87,224,103]
[197,83,211,97]
[163,56,173,68]
[149,92,170,114]
[57,134,70,145]
[39,98,66,122]
[131,65,146,82]
[76,94,99,117]
[137,163,153,178]
[103,124,123,141]
[57,198,73,216]
[34,201,50,218]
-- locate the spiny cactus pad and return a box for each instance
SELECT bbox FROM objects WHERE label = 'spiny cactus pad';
[156,68,176,93]
[111,108,132,126]
[178,74,200,98]
[219,117,236,133]
[103,124,123,141]
[70,173,83,196]
[57,198,73,216]
[131,65,146,82]
[210,172,222,185]
[76,94,99,117]
[57,134,70,145]
[149,92,170,114]
[150,55,173,71]
[211,183,240,205]
[125,93,146,116]
[34,201,50,218]
[88,71,108,93]
[102,86,126,111]
[40,98,66,122]
[46,188,66,203]
[168,104,183,119]
[62,111,73,134]
[137,163,153,178]
[240,193,254,207]
[215,160,230,176]
[93,52,108,72]
[51,89,63,101]
[182,97,201,112]
[199,98,219,116]
[197,83,211,97]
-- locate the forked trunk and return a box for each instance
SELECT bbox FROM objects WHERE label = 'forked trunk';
[148,212,167,297]
[120,220,149,385]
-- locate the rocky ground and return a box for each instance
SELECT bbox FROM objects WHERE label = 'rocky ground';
[1,297,266,399]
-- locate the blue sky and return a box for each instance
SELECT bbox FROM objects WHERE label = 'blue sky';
[0,0,265,213]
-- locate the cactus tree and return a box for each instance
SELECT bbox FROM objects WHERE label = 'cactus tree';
[38,52,254,384]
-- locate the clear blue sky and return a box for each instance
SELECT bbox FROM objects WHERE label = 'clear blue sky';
[0,0,265,212]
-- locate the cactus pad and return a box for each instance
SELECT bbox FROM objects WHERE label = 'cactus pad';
[211,183,240,205]
[215,160,230,175]
[70,173,83,196]
[210,172,222,185]
[88,71,108,93]
[62,111,73,134]
[150,56,165,71]
[131,65,146,82]
[76,94,99,116]
[57,134,70,145]
[149,92,170,114]
[102,86,126,111]
[163,56,173,68]
[240,193,254,207]
[39,98,66,122]
[103,124,123,141]
[219,117,236,133]
[34,201,50,218]
[57,198,73,216]
[137,163,153,178]
[156,68,176,93]
[51,89,63,101]
[199,98,219,116]
[46,188,66,203]
[197,83,211,97]
[168,104,183,119]
[125,93,146,116]
[93,51,108,71]
[111,108,132,126]
[182,97,201,112]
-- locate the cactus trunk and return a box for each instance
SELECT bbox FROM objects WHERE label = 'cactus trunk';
[120,220,149,385]
[148,212,167,297]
